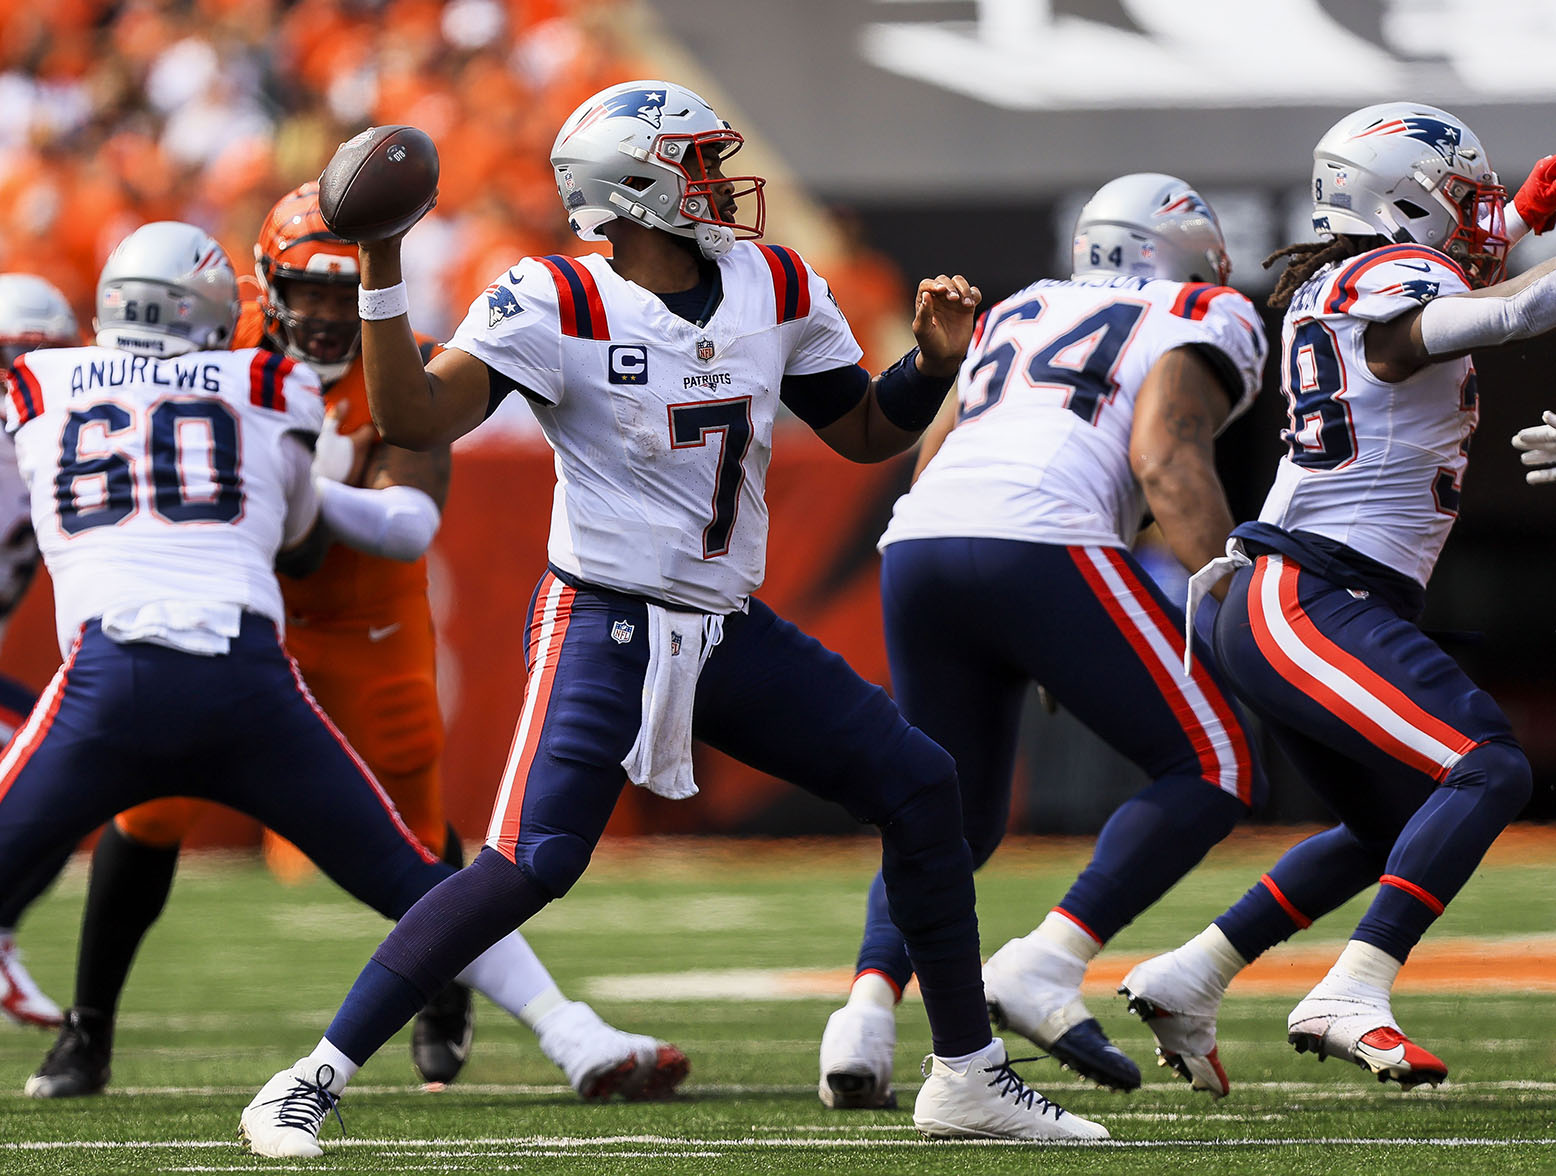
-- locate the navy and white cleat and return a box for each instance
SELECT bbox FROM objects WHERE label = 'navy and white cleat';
[239,1061,344,1159]
[914,1037,1110,1140]
[983,936,1140,1091]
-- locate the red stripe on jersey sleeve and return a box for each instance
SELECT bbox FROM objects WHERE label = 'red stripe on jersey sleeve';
[1323,246,1467,316]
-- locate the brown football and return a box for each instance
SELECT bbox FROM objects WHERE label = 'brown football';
[317,125,440,243]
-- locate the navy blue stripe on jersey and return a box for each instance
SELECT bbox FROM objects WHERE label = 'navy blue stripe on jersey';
[779,363,870,429]
[1170,284,1237,321]
[758,245,811,323]
[1323,245,1465,316]
[540,255,610,340]
[9,356,42,425]
[248,350,290,411]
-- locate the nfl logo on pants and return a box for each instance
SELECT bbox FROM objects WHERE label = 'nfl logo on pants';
[611,620,635,644]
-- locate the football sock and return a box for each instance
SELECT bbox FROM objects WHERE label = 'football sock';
[846,971,898,1011]
[460,933,558,1022]
[851,869,914,995]
[518,984,567,1029]
[301,1039,359,1093]
[441,823,465,868]
[74,824,180,1016]
[1034,908,1103,963]
[1333,939,1402,990]
[326,848,549,1064]
[1054,774,1244,943]
[1352,741,1530,962]
[1186,923,1247,989]
[1214,825,1381,962]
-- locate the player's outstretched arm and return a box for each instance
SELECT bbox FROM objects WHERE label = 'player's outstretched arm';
[1365,254,1556,382]
[813,275,980,463]
[1130,347,1238,600]
[357,240,490,450]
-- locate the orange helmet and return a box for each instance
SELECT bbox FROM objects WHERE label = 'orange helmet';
[254,182,360,383]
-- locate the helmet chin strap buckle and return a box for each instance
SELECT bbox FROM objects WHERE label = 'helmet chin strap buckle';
[694,222,735,259]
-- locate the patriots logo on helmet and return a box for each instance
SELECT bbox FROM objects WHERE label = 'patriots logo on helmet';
[597,89,690,130]
[1356,116,1462,163]
[485,283,524,329]
[1157,191,1212,219]
[1377,279,1440,304]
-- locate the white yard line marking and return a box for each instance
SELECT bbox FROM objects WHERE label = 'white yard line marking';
[8,1135,1556,1152]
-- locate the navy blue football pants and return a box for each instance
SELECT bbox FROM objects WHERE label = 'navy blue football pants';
[332,568,991,1061]
[853,538,1261,992]
[0,615,446,922]
[1210,556,1530,963]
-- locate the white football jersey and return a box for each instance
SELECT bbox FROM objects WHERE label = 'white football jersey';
[881,275,1267,549]
[6,345,324,651]
[1257,244,1476,586]
[448,244,862,613]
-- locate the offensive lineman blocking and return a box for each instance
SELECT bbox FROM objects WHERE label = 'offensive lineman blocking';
[240,80,1111,1156]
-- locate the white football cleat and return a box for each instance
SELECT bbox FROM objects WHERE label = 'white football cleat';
[914,1037,1109,1141]
[239,1061,344,1159]
[983,935,1140,1091]
[818,1002,897,1108]
[0,935,63,1029]
[1119,943,1231,1097]
[1287,973,1447,1089]
[533,1000,688,1100]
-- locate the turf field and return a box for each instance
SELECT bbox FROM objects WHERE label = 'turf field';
[3,829,1555,1175]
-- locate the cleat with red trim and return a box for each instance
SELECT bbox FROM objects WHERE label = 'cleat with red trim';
[818,1003,897,1109]
[983,935,1140,1092]
[1118,944,1231,1098]
[914,1037,1110,1140]
[533,1000,689,1100]
[0,935,62,1029]
[1286,975,1447,1089]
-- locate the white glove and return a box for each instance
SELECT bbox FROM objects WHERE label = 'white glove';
[1511,409,1556,486]
[312,405,357,484]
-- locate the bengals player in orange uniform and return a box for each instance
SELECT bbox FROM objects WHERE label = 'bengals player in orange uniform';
[26,185,688,1104]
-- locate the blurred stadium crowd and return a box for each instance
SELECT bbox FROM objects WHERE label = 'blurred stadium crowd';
[0,0,908,364]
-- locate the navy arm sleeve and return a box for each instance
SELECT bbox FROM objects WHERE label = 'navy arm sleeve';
[780,362,871,430]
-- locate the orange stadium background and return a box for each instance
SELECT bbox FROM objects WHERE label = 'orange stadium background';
[0,0,923,847]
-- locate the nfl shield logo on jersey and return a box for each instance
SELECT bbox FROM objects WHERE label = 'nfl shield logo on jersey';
[696,337,715,362]
[669,630,683,656]
[611,620,635,644]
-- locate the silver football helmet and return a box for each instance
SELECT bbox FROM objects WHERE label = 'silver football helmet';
[550,79,766,259]
[95,222,240,357]
[0,274,78,366]
[1311,101,1507,287]
[1071,173,1231,285]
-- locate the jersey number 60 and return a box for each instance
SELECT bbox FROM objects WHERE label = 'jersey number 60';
[56,400,243,534]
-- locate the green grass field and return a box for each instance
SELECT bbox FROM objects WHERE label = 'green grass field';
[2,831,1555,1175]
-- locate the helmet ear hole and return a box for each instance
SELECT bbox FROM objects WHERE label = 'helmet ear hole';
[1393,199,1432,220]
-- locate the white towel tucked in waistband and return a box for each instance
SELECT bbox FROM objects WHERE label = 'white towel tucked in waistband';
[1182,539,1252,674]
[621,605,724,799]
[99,601,245,656]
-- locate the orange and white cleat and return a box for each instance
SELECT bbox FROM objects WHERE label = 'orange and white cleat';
[533,1000,688,1101]
[1287,976,1447,1090]
[1119,945,1231,1098]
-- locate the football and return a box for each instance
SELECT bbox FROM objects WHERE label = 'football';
[317,125,440,243]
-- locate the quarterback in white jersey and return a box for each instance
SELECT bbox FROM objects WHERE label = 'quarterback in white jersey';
[1127,102,1556,1095]
[824,175,1265,1104]
[241,80,1118,1159]
[448,241,860,613]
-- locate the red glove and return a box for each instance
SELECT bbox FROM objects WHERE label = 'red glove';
[1514,155,1556,235]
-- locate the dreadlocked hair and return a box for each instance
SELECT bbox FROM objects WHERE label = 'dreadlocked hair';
[1262,235,1388,309]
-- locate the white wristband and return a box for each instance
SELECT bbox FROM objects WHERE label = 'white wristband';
[358,282,410,321]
